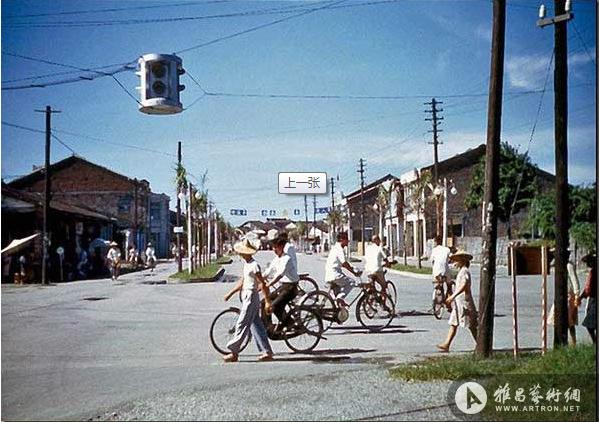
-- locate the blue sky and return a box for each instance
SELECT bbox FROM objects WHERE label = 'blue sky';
[1,0,596,226]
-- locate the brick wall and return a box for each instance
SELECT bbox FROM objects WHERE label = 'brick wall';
[13,159,150,228]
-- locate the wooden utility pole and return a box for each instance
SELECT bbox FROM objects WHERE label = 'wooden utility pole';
[552,0,571,347]
[35,105,60,285]
[536,0,573,347]
[304,194,308,251]
[425,98,444,237]
[188,182,194,274]
[476,0,506,358]
[330,177,336,239]
[358,158,366,255]
[176,141,183,273]
[133,178,138,251]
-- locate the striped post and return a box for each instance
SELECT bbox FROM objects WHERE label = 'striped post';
[541,245,548,355]
[510,246,519,358]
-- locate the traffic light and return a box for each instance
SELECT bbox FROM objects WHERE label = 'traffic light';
[136,53,185,115]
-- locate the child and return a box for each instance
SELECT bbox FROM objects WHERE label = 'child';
[437,250,478,352]
[223,239,274,363]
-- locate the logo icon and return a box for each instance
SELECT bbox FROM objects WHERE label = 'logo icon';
[455,381,487,414]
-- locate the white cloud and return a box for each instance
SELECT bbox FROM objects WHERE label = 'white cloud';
[507,51,595,89]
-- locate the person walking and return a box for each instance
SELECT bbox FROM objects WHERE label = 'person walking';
[145,242,156,272]
[580,252,596,343]
[222,239,273,363]
[106,241,121,281]
[436,250,477,352]
[549,250,581,345]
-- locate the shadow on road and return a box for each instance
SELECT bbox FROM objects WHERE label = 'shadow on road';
[238,347,378,363]
[325,324,427,336]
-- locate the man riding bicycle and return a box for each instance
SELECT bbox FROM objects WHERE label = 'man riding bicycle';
[365,235,394,292]
[430,235,452,311]
[325,231,362,308]
[263,236,300,333]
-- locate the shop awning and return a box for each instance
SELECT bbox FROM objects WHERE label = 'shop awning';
[1,233,40,255]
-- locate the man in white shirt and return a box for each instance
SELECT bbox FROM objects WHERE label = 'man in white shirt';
[430,235,452,308]
[325,232,361,307]
[145,242,156,272]
[106,241,121,281]
[365,235,391,290]
[279,231,298,271]
[264,236,300,331]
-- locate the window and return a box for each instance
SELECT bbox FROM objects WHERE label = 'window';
[150,203,162,221]
[118,196,132,213]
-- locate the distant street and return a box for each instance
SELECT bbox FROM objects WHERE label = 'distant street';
[1,251,590,421]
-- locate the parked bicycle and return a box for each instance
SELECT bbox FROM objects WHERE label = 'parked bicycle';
[210,286,325,354]
[299,276,395,332]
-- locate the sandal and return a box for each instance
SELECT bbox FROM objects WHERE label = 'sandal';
[223,353,238,363]
[258,353,274,362]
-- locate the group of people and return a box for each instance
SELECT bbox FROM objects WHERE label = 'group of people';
[222,231,597,363]
[105,241,157,281]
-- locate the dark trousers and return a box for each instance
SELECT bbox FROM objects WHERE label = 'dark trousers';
[269,283,298,326]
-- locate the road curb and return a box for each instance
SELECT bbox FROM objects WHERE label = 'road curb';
[167,267,225,284]
[386,268,431,280]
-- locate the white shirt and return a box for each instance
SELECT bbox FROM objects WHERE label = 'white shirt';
[145,247,156,260]
[242,259,262,291]
[430,245,451,277]
[264,254,299,284]
[365,243,387,274]
[325,243,346,282]
[106,247,121,262]
[284,242,298,271]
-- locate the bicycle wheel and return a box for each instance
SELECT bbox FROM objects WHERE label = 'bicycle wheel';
[386,281,398,311]
[299,290,336,331]
[209,307,251,355]
[356,292,395,332]
[296,275,319,301]
[283,306,323,353]
[432,286,445,320]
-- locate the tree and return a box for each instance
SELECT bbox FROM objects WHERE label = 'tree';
[326,209,345,235]
[465,142,538,238]
[408,170,432,268]
[526,183,596,251]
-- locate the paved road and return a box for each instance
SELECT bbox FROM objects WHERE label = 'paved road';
[1,252,591,420]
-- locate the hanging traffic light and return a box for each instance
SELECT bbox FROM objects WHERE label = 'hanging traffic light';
[136,53,185,115]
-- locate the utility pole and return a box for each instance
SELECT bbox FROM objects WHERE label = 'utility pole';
[425,97,444,237]
[208,201,213,262]
[476,0,506,358]
[330,177,336,240]
[133,178,138,251]
[176,141,182,273]
[188,182,193,274]
[537,0,574,347]
[358,158,366,255]
[304,194,308,251]
[312,195,317,249]
[35,105,60,285]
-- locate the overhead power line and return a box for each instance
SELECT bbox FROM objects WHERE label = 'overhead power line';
[4,0,400,28]
[174,0,348,54]
[1,121,175,158]
[3,1,225,19]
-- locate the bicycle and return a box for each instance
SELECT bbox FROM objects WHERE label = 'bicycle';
[299,276,395,332]
[210,289,325,355]
[432,276,454,320]
[237,272,318,304]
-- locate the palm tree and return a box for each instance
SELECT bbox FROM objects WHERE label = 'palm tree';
[326,209,345,241]
[375,184,392,238]
[293,221,308,251]
[410,170,431,269]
